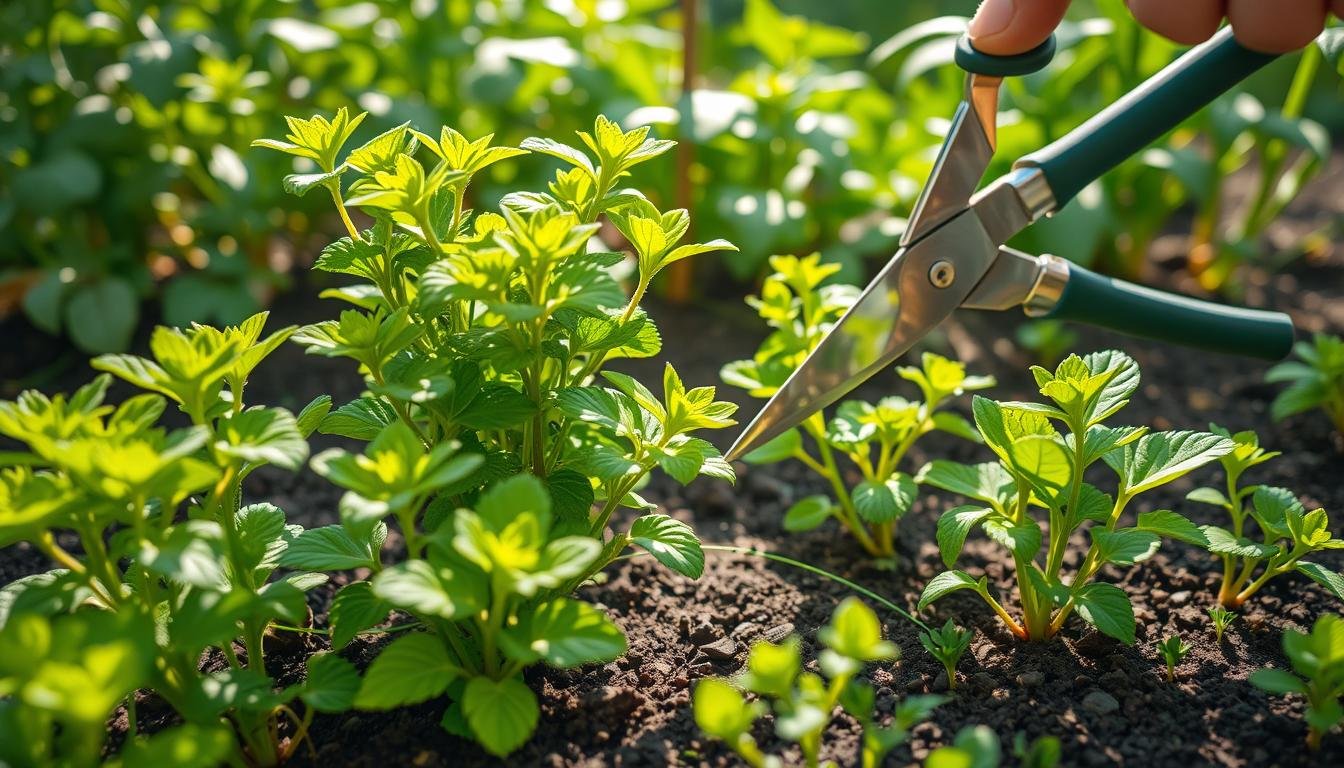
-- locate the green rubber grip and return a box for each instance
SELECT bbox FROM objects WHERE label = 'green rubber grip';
[955,34,1055,76]
[1043,262,1294,360]
[1017,27,1277,205]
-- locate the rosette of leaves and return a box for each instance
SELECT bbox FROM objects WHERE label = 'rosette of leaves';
[1186,425,1344,609]
[917,351,1234,643]
[694,598,944,768]
[721,254,992,558]
[1266,333,1344,437]
[1251,613,1344,750]
[255,113,738,754]
[0,313,356,767]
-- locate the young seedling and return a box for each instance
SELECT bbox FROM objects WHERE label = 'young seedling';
[1250,613,1344,750]
[1158,635,1191,682]
[1186,426,1344,609]
[0,313,355,766]
[1208,605,1237,643]
[694,598,944,768]
[919,620,974,690]
[256,113,738,755]
[926,727,1062,768]
[917,351,1234,643]
[722,257,993,559]
[1266,333,1344,436]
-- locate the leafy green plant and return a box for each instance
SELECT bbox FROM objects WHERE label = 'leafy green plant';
[722,255,993,558]
[1158,635,1191,682]
[1266,334,1344,437]
[920,620,974,691]
[1186,425,1344,608]
[255,112,737,755]
[1251,613,1344,750]
[917,351,1233,643]
[1208,605,1237,643]
[694,597,943,768]
[0,312,355,766]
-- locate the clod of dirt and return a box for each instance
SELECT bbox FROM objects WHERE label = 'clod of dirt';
[700,637,739,660]
[1083,690,1121,715]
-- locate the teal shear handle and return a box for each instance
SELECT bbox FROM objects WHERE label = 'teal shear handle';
[1041,258,1294,360]
[1014,26,1278,204]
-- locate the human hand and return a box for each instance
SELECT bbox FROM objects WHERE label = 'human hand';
[969,0,1341,55]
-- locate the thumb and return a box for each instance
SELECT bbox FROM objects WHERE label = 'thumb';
[969,0,1071,56]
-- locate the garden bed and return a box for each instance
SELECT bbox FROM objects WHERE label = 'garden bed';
[3,241,1342,766]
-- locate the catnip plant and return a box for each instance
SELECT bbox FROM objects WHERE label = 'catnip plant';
[1185,425,1344,609]
[694,597,944,768]
[0,313,356,767]
[254,112,738,755]
[917,351,1233,643]
[1266,333,1344,437]
[721,255,993,558]
[1251,613,1344,750]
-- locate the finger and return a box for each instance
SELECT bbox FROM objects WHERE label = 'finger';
[1335,0,1344,19]
[1228,0,1327,52]
[1125,0,1225,45]
[969,0,1072,56]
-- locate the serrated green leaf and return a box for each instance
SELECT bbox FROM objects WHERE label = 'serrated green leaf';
[629,514,703,578]
[1072,582,1135,644]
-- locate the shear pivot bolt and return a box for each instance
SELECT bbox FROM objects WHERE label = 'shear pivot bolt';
[929,260,955,288]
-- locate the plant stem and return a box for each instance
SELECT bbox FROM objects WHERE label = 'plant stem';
[329,183,361,241]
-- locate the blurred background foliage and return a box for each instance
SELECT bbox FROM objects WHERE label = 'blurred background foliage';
[1,0,1341,353]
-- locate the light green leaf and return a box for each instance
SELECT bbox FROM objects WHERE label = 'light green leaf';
[783,495,834,532]
[215,407,308,470]
[371,558,485,620]
[355,632,459,710]
[852,474,916,524]
[915,460,1016,512]
[281,524,380,571]
[1249,667,1307,695]
[1186,487,1231,507]
[982,518,1042,560]
[1297,561,1344,600]
[629,514,703,578]
[935,506,993,568]
[743,428,802,464]
[300,652,360,712]
[499,598,627,668]
[1201,526,1280,558]
[1072,582,1135,644]
[1136,510,1209,546]
[694,678,761,740]
[918,570,984,611]
[462,676,539,757]
[1108,430,1234,496]
[328,581,390,650]
[818,597,897,662]
[1091,528,1161,565]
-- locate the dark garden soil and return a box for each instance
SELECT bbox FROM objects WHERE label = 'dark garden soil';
[3,174,1344,767]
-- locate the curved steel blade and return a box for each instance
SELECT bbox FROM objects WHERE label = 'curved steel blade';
[726,208,1002,462]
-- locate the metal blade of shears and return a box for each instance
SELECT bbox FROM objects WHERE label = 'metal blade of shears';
[726,77,1008,462]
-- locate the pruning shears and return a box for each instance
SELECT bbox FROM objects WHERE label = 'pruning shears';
[727,26,1297,462]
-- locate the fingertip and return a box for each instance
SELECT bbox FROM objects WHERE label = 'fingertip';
[1126,0,1223,46]
[1228,0,1327,53]
[969,0,1071,56]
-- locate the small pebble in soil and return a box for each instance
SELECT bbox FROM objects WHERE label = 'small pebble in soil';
[1016,670,1044,687]
[1082,690,1120,715]
[700,636,738,660]
[1169,590,1191,606]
